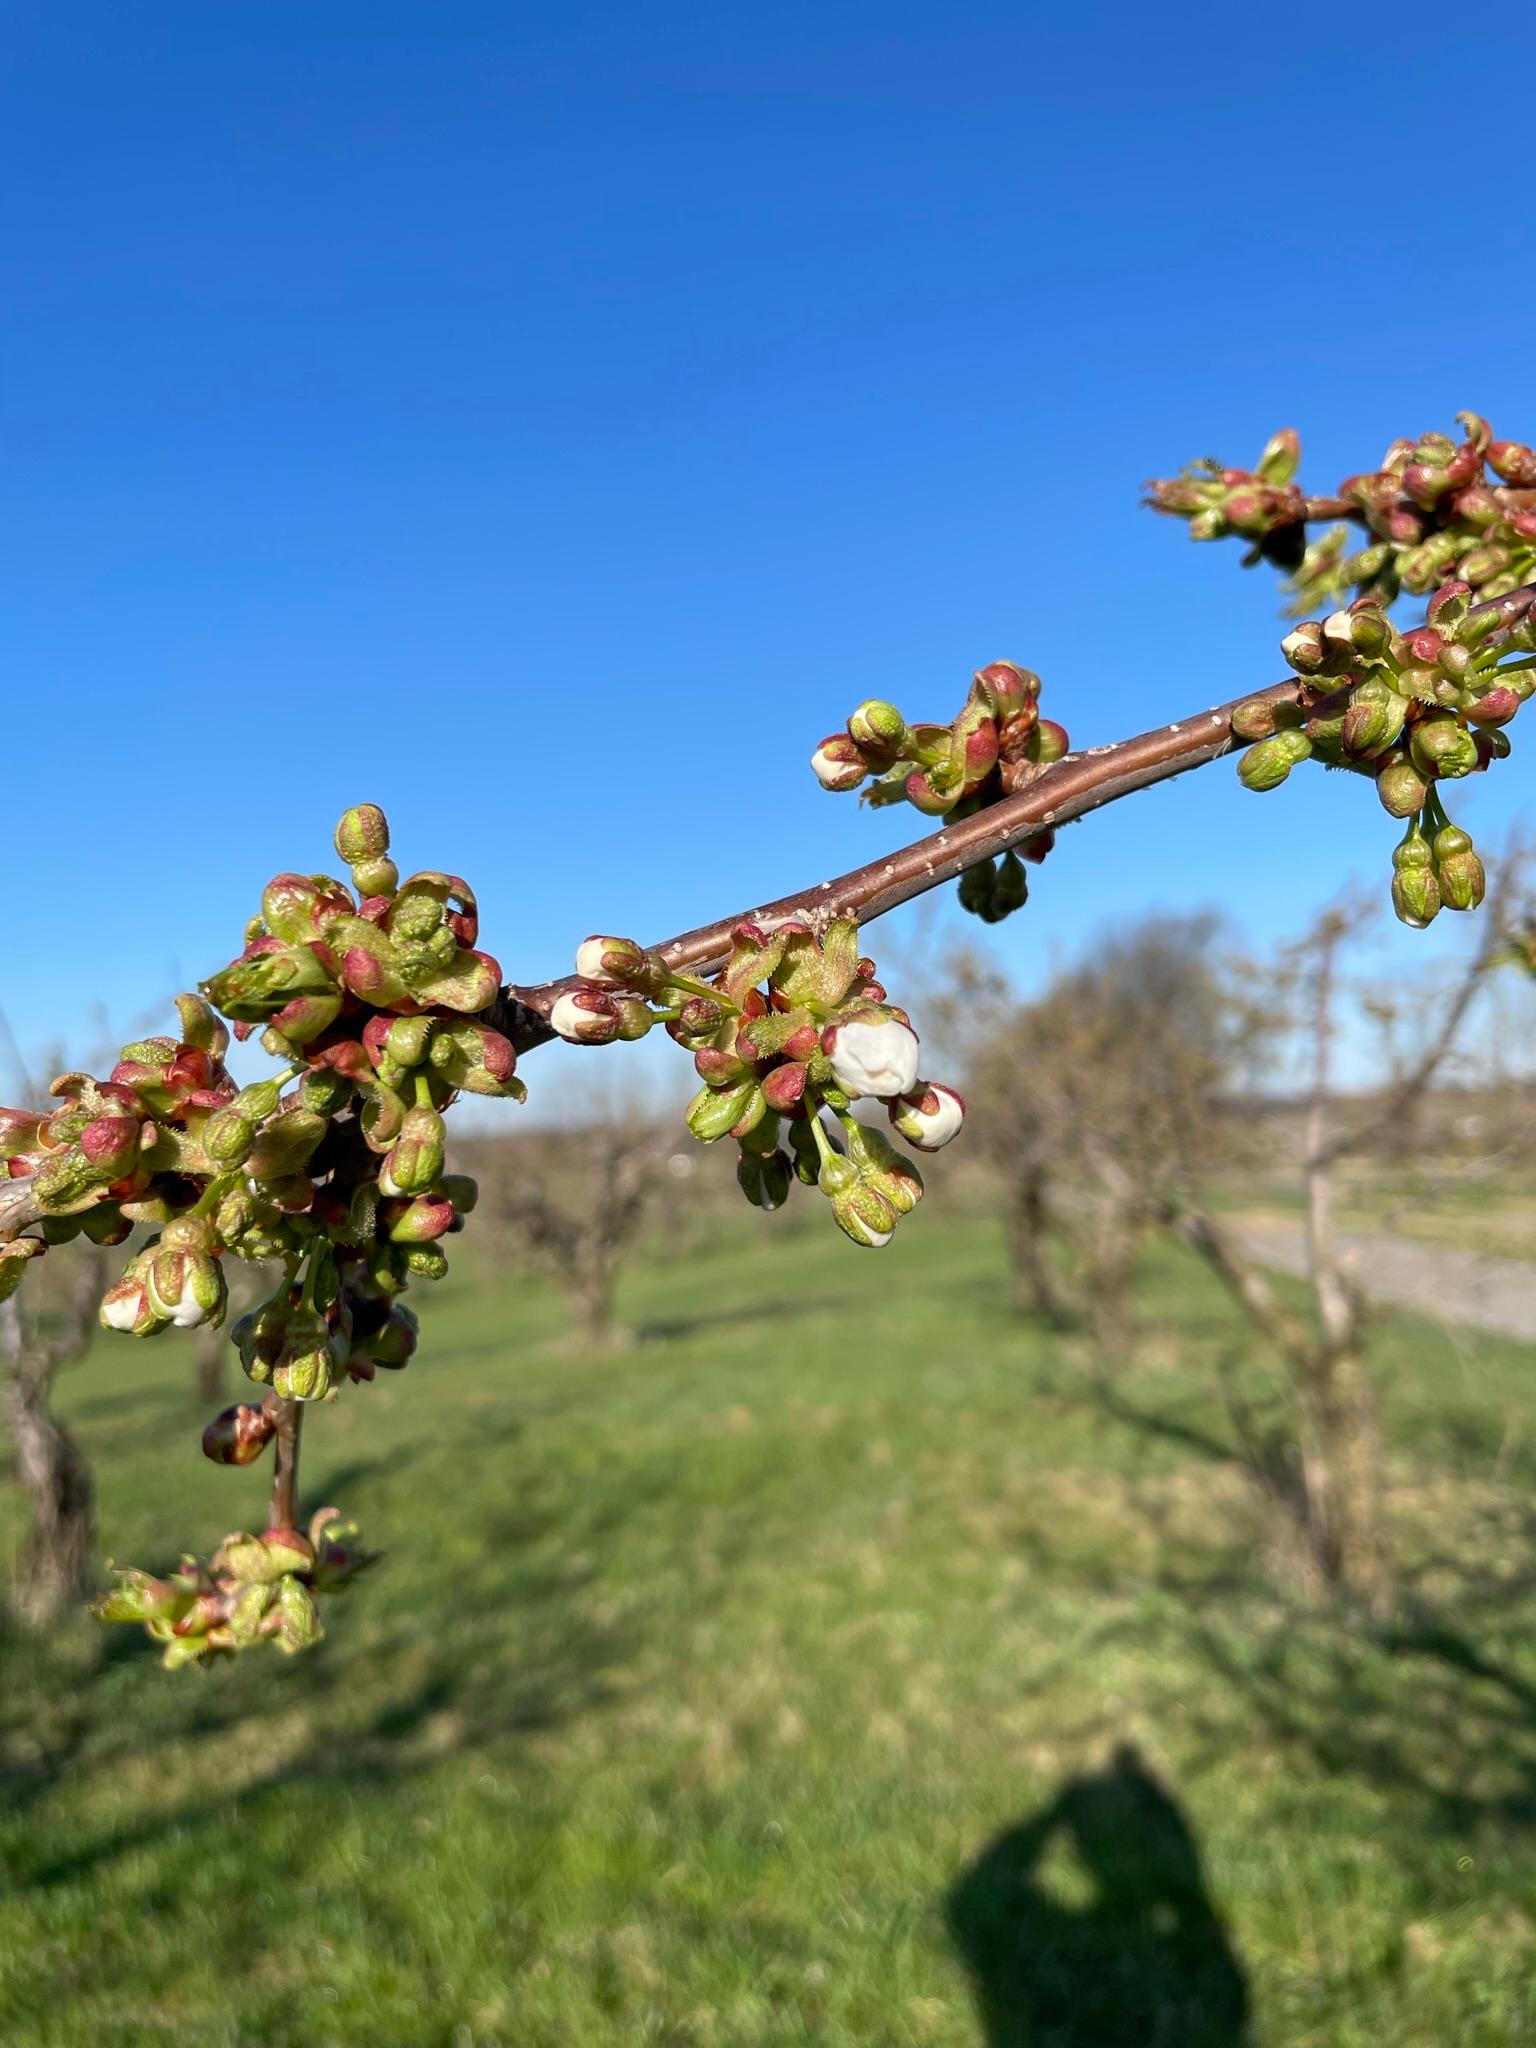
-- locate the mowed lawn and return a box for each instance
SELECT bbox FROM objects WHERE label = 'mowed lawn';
[4,1210,1536,2046]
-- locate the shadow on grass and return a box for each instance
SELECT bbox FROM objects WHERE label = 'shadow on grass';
[948,1742,1251,2048]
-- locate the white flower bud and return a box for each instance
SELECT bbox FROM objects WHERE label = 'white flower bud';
[100,1287,150,1333]
[825,1015,920,1099]
[550,989,621,1044]
[810,739,866,792]
[889,1082,966,1151]
[575,936,638,985]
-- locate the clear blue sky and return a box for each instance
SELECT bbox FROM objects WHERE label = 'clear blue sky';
[6,3,1536,1090]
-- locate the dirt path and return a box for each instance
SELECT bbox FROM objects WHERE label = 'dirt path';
[1235,1220,1536,1342]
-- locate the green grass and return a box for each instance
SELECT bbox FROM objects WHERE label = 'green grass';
[4,1213,1536,2045]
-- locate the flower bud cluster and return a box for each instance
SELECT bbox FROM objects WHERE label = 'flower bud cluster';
[550,919,965,1248]
[1144,428,1309,569]
[809,666,1068,923]
[1149,414,1536,615]
[92,1506,378,1669]
[3,804,518,1661]
[1231,582,1531,925]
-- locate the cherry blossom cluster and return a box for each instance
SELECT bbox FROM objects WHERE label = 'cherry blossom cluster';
[1230,582,1535,926]
[550,920,964,1247]
[1148,413,1536,616]
[809,667,1067,922]
[93,1508,377,1670]
[2,804,524,1663]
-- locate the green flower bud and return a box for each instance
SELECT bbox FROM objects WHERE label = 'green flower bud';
[1375,753,1429,818]
[1238,730,1312,792]
[1432,824,1486,912]
[1409,716,1479,780]
[334,803,391,864]
[1340,679,1408,759]
[379,1107,446,1196]
[1391,827,1441,929]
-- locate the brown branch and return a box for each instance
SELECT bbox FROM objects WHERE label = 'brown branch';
[268,1399,303,1532]
[493,584,1536,1050]
[491,677,1304,1051]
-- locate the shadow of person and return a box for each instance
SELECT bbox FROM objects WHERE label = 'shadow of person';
[947,1742,1251,2047]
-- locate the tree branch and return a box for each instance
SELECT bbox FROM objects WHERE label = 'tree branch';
[3,579,1534,1247]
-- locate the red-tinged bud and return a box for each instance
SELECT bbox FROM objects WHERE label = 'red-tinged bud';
[549,987,621,1045]
[1281,621,1329,674]
[975,661,1040,722]
[202,1402,277,1466]
[1218,487,1260,532]
[339,938,410,1008]
[384,1192,455,1243]
[810,735,868,791]
[1489,440,1536,486]
[261,872,351,944]
[428,1018,521,1096]
[904,768,954,816]
[761,1061,809,1112]
[0,1108,45,1159]
[334,803,391,864]
[1467,687,1521,727]
[1376,753,1429,817]
[961,723,1000,786]
[77,1115,141,1177]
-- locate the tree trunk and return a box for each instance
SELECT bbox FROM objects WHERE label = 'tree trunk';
[572,1253,619,1349]
[1008,1175,1075,1325]
[2,1303,96,1627]
[1299,1343,1387,1611]
[1085,1197,1136,1358]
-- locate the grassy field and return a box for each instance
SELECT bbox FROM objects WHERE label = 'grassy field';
[4,1210,1536,2046]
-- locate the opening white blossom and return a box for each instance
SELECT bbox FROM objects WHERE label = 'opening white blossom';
[100,1289,149,1333]
[826,1015,920,1099]
[890,1082,966,1151]
[811,742,864,791]
[147,1264,214,1329]
[550,990,618,1044]
[575,938,625,985]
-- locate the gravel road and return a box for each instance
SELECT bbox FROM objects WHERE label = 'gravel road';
[1237,1221,1536,1342]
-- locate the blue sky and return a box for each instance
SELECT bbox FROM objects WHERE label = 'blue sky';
[5,3,1536,1100]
